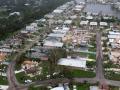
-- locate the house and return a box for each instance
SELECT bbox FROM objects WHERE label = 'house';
[90,22,98,27]
[53,9,64,14]
[21,30,28,34]
[22,60,38,70]
[0,85,8,90]
[108,30,120,64]
[52,27,70,34]
[26,23,38,33]
[58,56,87,68]
[73,5,84,12]
[51,87,64,90]
[0,48,16,53]
[80,20,89,26]
[86,16,93,20]
[100,22,108,26]
[64,20,72,25]
[44,40,64,48]
[0,53,6,62]
[45,14,54,19]
[108,31,120,48]
[90,86,99,90]
[109,49,120,64]
[48,33,66,39]
[70,15,77,20]
[9,12,20,16]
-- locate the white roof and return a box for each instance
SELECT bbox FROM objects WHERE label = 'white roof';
[90,22,97,26]
[108,35,120,39]
[86,16,93,20]
[70,15,77,19]
[21,30,28,34]
[52,27,69,34]
[90,86,99,90]
[31,23,37,26]
[75,5,83,9]
[100,22,108,26]
[44,41,63,48]
[0,48,15,53]
[64,20,72,24]
[109,31,120,35]
[53,9,63,14]
[53,29,67,34]
[9,12,20,16]
[51,87,64,90]
[74,8,82,11]
[109,39,114,43]
[58,57,86,68]
[48,33,65,38]
[74,5,84,11]
[80,21,89,25]
[0,85,8,90]
[62,27,70,31]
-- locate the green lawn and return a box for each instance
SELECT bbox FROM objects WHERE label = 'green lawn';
[0,76,8,85]
[16,72,28,84]
[64,69,96,78]
[105,71,120,81]
[109,86,120,90]
[86,61,96,68]
[77,84,90,90]
[88,54,96,59]
[28,85,49,90]
[70,83,91,90]
[88,47,96,52]
[40,61,50,77]
[80,52,96,59]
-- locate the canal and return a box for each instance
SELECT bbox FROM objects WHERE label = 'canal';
[75,0,120,19]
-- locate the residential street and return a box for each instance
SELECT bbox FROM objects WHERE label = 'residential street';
[7,33,46,90]
[6,30,120,90]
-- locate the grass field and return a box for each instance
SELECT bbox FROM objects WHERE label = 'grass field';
[64,69,96,78]
[0,76,8,85]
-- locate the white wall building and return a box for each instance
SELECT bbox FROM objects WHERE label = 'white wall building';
[58,56,87,68]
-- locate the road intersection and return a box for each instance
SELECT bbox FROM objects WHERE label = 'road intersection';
[6,31,120,90]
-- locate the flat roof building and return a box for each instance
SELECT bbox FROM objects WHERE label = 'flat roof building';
[90,22,98,26]
[80,20,89,25]
[51,87,64,90]
[100,22,108,26]
[48,33,66,38]
[58,56,87,68]
[44,41,63,48]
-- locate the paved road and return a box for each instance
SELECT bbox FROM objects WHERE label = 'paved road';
[6,29,120,89]
[95,32,106,83]
[7,32,46,90]
[33,78,70,87]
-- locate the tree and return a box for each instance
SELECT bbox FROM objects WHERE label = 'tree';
[48,48,67,78]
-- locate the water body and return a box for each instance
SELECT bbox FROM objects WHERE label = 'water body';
[75,0,120,19]
[84,3,120,19]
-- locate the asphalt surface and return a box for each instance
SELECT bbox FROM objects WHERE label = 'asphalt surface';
[7,33,45,90]
[6,30,120,90]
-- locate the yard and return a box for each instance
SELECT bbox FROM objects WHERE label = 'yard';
[70,83,97,90]
[77,84,90,90]
[0,76,8,85]
[105,71,120,81]
[109,86,120,90]
[63,69,96,78]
